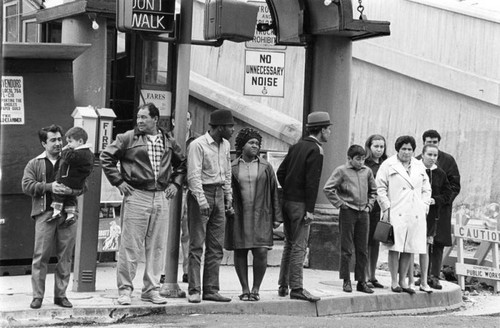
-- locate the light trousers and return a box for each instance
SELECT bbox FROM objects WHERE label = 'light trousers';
[117,189,168,295]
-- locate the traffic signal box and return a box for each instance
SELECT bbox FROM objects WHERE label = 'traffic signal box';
[266,0,390,45]
[117,0,175,33]
[204,0,259,42]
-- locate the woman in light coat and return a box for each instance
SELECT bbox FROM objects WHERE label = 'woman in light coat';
[376,135,431,294]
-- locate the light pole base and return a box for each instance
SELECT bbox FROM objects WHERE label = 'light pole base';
[160,283,186,298]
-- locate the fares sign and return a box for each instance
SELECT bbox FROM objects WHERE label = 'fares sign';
[117,0,175,33]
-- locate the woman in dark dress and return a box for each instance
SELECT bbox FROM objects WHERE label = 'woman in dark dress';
[416,143,452,291]
[364,134,388,288]
[225,128,283,301]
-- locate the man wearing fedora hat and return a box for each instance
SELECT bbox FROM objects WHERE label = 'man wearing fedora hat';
[276,111,332,302]
[186,109,235,303]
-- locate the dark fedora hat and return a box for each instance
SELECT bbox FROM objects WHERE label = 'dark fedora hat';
[306,111,332,127]
[209,109,235,126]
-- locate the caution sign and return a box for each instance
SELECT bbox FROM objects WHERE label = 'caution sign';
[1,76,25,125]
[453,223,500,291]
[244,50,285,97]
[455,263,500,281]
[454,225,500,243]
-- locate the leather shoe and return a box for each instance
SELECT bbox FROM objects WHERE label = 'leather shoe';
[368,280,384,288]
[429,277,442,290]
[187,293,201,303]
[202,292,231,302]
[402,287,416,295]
[30,298,42,309]
[278,286,289,297]
[54,297,73,308]
[343,280,352,293]
[391,286,402,293]
[419,285,433,294]
[356,281,374,294]
[290,288,320,302]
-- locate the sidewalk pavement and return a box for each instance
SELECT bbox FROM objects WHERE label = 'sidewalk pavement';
[0,261,463,327]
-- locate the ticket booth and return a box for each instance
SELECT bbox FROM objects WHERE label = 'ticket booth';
[0,42,89,275]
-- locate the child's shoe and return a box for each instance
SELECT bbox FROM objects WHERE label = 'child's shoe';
[49,210,61,221]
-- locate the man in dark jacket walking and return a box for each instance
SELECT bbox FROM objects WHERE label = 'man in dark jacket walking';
[277,111,332,302]
[100,103,187,305]
[421,129,460,289]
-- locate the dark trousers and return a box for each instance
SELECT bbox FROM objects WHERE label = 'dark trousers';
[187,185,225,295]
[51,194,78,213]
[339,207,369,281]
[428,243,445,278]
[278,201,308,290]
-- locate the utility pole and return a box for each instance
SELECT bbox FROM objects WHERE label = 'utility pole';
[160,0,193,298]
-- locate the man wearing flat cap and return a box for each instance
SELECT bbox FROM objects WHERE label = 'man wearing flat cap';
[277,111,332,302]
[186,109,235,303]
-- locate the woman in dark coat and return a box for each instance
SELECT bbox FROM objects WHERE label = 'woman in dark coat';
[225,128,283,301]
[364,134,388,288]
[408,143,452,292]
[420,144,452,289]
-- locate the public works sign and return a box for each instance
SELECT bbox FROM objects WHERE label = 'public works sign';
[117,0,175,33]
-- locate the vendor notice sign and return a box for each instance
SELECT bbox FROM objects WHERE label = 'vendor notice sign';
[244,50,285,97]
[1,76,25,125]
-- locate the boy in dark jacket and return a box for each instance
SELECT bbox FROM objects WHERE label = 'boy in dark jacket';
[51,126,94,223]
[323,145,377,294]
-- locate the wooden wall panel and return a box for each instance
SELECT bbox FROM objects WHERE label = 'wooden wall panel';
[190,0,305,121]
[188,0,500,208]
[351,60,500,207]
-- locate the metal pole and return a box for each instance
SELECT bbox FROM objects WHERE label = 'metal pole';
[302,42,314,138]
[309,35,352,212]
[160,0,193,298]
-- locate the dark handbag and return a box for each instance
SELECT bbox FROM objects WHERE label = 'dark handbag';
[373,220,394,245]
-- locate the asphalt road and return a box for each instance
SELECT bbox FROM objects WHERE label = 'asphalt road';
[34,312,499,328]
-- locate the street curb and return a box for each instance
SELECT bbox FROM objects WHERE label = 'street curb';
[1,284,464,327]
